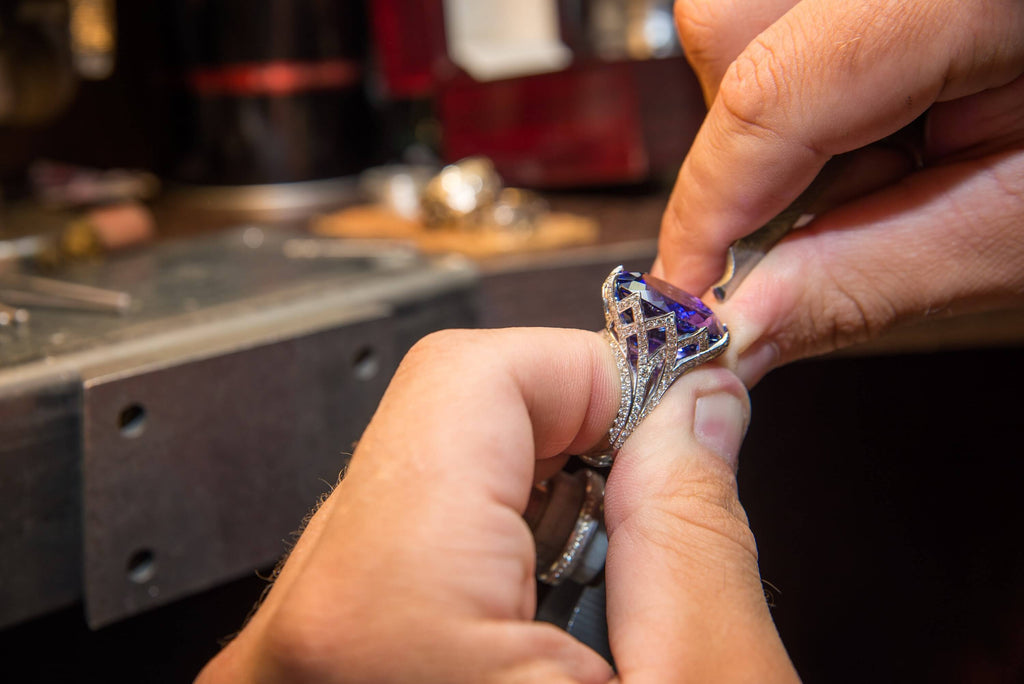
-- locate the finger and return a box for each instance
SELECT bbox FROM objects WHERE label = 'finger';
[675,0,798,102]
[603,366,798,682]
[216,618,615,684]
[352,328,620,515]
[658,0,1024,294]
[211,328,623,681]
[720,148,1024,385]
[269,328,620,616]
[927,72,1024,163]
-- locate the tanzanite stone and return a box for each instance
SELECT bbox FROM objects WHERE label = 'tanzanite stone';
[613,271,725,362]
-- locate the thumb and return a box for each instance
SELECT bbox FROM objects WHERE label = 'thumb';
[603,366,797,683]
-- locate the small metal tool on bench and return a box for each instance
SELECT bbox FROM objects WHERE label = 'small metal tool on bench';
[0,301,29,326]
[0,272,131,315]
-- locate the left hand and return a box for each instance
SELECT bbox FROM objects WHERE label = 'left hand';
[195,328,620,683]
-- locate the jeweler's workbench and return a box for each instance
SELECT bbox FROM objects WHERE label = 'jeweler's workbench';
[0,227,476,630]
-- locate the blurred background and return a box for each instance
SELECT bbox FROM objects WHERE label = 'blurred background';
[0,1,1021,681]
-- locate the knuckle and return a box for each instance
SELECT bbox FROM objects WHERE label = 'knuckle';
[715,17,838,158]
[642,499,758,572]
[673,0,724,60]
[822,283,885,351]
[392,329,507,403]
[401,328,486,371]
[407,327,473,356]
[806,257,899,353]
[619,465,758,564]
[676,472,755,547]
[717,36,792,138]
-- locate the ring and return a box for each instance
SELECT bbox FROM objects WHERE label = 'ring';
[537,469,606,586]
[580,266,729,467]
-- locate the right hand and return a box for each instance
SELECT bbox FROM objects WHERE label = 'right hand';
[655,0,1024,385]
[604,363,799,683]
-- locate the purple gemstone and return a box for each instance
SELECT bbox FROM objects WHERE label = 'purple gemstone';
[613,271,725,362]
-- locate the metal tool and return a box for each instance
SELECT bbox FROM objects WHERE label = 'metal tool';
[0,273,131,314]
[712,117,927,302]
[711,164,837,302]
[0,301,29,326]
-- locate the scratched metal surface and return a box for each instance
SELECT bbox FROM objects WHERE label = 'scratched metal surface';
[0,227,404,367]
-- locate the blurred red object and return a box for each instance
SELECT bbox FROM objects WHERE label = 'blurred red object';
[370,0,706,187]
[369,0,448,98]
[439,58,703,187]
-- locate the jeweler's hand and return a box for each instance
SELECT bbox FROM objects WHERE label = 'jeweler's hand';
[195,328,796,683]
[655,0,1024,384]
[604,363,798,683]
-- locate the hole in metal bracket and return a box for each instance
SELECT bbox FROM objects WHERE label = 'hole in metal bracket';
[352,347,379,381]
[117,403,147,438]
[127,549,156,584]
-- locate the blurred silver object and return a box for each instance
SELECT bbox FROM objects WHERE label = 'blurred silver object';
[589,0,680,60]
[420,157,502,229]
[0,300,29,326]
[489,187,548,234]
[0,272,130,314]
[355,157,550,239]
[359,165,434,220]
[526,468,608,587]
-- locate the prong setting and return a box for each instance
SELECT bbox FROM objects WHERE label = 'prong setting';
[582,266,729,466]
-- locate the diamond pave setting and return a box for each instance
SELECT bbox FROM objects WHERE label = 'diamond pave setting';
[581,266,729,467]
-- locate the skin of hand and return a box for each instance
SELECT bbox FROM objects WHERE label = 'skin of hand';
[195,328,797,683]
[655,0,1024,385]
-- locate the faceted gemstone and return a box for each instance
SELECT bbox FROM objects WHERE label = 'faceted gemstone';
[613,271,725,362]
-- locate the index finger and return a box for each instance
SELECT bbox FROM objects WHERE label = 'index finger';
[261,327,623,610]
[357,328,620,511]
[209,328,624,683]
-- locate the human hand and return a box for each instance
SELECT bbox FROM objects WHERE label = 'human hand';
[656,0,1024,384]
[195,328,796,683]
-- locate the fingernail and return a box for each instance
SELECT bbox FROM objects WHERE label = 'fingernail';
[693,393,748,470]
